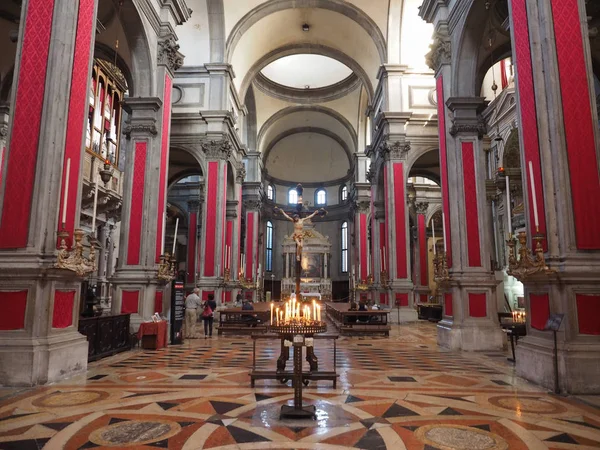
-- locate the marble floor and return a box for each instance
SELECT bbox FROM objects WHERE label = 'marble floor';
[1,322,599,449]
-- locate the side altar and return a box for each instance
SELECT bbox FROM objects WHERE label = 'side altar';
[280,221,332,300]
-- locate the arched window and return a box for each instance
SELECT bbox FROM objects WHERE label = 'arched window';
[341,221,348,273]
[316,189,326,205]
[266,221,273,272]
[341,185,348,202]
[267,184,274,201]
[288,188,298,204]
[87,59,126,165]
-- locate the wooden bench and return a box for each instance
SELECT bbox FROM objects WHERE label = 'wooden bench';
[249,333,339,388]
[325,302,391,336]
[217,309,270,335]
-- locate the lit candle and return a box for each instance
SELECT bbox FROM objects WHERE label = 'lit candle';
[313,299,316,320]
[61,158,71,226]
[442,212,447,252]
[172,217,179,255]
[270,302,274,323]
[276,307,280,325]
[505,175,512,237]
[317,305,321,322]
[528,161,540,230]
[91,171,99,232]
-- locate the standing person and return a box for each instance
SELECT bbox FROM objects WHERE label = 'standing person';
[202,294,217,338]
[185,288,201,338]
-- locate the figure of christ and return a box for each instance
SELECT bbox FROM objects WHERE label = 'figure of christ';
[274,207,327,260]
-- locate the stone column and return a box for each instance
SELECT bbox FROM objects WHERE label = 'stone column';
[354,199,370,303]
[242,198,261,301]
[186,200,200,286]
[197,139,230,303]
[439,97,503,351]
[381,139,417,321]
[373,201,388,305]
[415,202,430,303]
[508,0,600,393]
[111,98,162,326]
[0,0,98,385]
[223,199,238,303]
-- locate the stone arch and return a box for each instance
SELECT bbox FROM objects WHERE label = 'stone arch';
[502,128,521,169]
[239,44,374,103]
[257,105,358,152]
[225,0,387,65]
[405,147,440,183]
[168,144,207,187]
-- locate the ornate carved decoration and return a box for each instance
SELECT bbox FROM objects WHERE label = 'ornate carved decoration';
[365,168,375,183]
[236,163,246,183]
[502,128,521,168]
[426,31,451,72]
[187,199,201,213]
[356,200,371,214]
[415,202,429,215]
[123,123,158,139]
[158,37,184,72]
[55,229,97,277]
[96,58,128,91]
[0,125,8,138]
[381,139,411,161]
[449,118,487,139]
[243,199,262,210]
[201,139,232,160]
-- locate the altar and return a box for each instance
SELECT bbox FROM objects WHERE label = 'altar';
[281,221,332,300]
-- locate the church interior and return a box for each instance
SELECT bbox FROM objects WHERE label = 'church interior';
[0,0,599,448]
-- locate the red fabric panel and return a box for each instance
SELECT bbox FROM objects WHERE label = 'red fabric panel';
[576,294,600,335]
[500,59,508,90]
[0,290,28,330]
[359,213,367,280]
[222,163,228,277]
[0,0,54,248]
[154,291,163,314]
[396,293,409,307]
[384,168,390,271]
[204,161,218,276]
[418,214,428,286]
[379,221,386,272]
[420,294,429,304]
[462,143,482,267]
[121,290,139,314]
[379,293,388,305]
[468,293,487,318]
[56,0,95,248]
[530,293,550,331]
[0,147,4,189]
[187,212,197,283]
[52,290,75,328]
[127,142,147,265]
[245,212,255,279]
[436,77,452,267]
[510,0,547,250]
[550,0,600,249]
[393,163,407,278]
[202,290,214,301]
[444,293,453,317]
[136,321,167,349]
[224,291,232,303]
[155,74,172,262]
[225,220,233,269]
[245,291,253,300]
[237,186,242,273]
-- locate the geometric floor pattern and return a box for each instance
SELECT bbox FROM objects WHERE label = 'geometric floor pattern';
[1,322,599,449]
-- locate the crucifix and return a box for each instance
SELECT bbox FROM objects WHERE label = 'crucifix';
[274,184,327,297]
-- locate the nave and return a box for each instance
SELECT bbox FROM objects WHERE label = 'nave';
[1,323,599,449]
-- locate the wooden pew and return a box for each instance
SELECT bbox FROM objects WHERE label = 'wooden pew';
[217,306,271,335]
[325,302,391,336]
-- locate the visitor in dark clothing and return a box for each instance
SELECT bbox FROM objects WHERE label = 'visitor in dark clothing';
[202,294,217,337]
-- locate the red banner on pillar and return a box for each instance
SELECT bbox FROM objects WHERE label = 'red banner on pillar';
[393,163,407,278]
[0,0,55,248]
[462,143,482,267]
[204,161,218,276]
[127,143,147,265]
[52,290,75,329]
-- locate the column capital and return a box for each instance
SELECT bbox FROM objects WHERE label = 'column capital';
[425,27,451,72]
[187,199,200,213]
[226,200,238,219]
[415,201,429,215]
[236,162,246,183]
[355,200,371,214]
[158,36,185,74]
[122,97,162,139]
[243,199,262,211]
[201,139,232,160]
[381,137,411,161]
[446,97,488,139]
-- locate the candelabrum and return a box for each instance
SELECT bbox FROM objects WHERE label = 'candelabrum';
[380,270,392,289]
[507,231,555,281]
[433,251,450,283]
[269,298,325,332]
[238,271,256,290]
[157,253,176,283]
[223,267,231,283]
[355,274,374,291]
[55,228,97,277]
